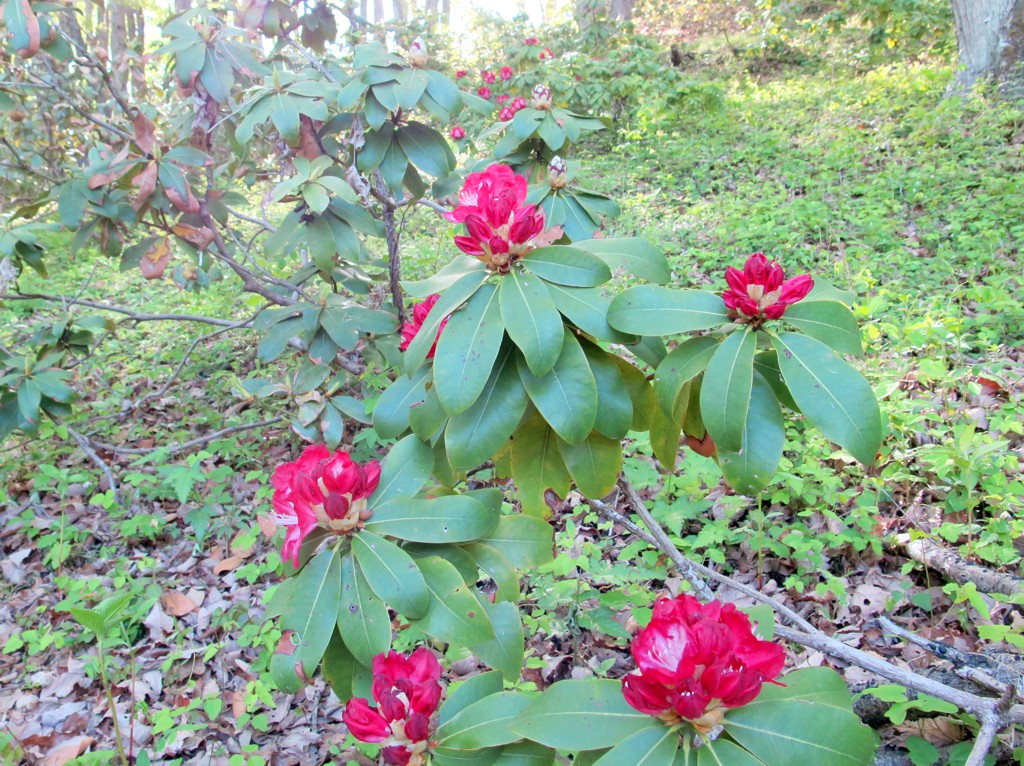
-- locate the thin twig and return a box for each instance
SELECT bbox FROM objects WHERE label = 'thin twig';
[91,417,285,456]
[0,292,245,327]
[65,424,120,506]
[617,479,715,602]
[965,707,1005,766]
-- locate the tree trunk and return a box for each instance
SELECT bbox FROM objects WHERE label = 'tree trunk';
[951,0,1024,96]
[392,0,407,22]
[441,0,450,23]
[609,0,634,20]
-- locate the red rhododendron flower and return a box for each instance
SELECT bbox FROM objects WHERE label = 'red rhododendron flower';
[477,86,492,99]
[455,69,467,78]
[481,69,497,84]
[510,96,527,112]
[449,125,466,140]
[498,106,514,121]
[499,65,514,80]
[497,93,510,104]
[445,164,546,273]
[524,36,538,45]
[343,649,443,766]
[400,294,447,357]
[723,252,813,323]
[622,595,785,733]
[539,47,554,60]
[271,446,381,566]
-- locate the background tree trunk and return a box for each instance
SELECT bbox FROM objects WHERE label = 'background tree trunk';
[609,0,634,20]
[951,0,1024,96]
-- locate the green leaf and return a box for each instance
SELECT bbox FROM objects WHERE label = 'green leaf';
[771,332,881,465]
[694,739,767,766]
[700,329,756,453]
[16,380,40,425]
[649,405,682,472]
[654,337,718,420]
[463,543,519,601]
[359,123,394,172]
[614,356,658,431]
[783,301,863,357]
[591,725,679,766]
[352,530,429,619]
[338,553,392,667]
[479,515,554,569]
[804,279,856,306]
[537,113,567,151]
[472,599,525,682]
[270,93,300,144]
[512,108,543,139]
[575,238,670,284]
[258,317,301,363]
[753,351,800,412]
[198,46,234,103]
[523,246,611,287]
[719,373,785,495]
[545,284,637,344]
[519,329,598,444]
[556,432,623,498]
[370,433,434,508]
[512,679,657,750]
[500,270,564,377]
[405,271,489,375]
[372,367,428,439]
[440,671,505,727]
[608,287,730,336]
[409,385,448,441]
[398,121,456,178]
[560,194,600,241]
[405,257,489,299]
[380,139,409,191]
[492,742,556,766]
[583,343,634,440]
[445,345,528,471]
[279,549,342,675]
[426,70,462,114]
[511,410,572,516]
[394,69,429,109]
[413,556,495,646]
[440,691,533,749]
[321,629,359,700]
[433,748,502,766]
[434,283,505,416]
[724,693,878,766]
[366,494,500,543]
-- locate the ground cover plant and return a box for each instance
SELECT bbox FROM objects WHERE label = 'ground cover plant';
[1,2,1023,766]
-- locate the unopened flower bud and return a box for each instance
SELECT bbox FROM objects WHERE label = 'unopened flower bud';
[449,125,466,140]
[408,37,427,68]
[531,83,552,110]
[547,156,567,189]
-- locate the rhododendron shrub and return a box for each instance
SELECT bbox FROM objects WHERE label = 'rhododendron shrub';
[607,251,881,494]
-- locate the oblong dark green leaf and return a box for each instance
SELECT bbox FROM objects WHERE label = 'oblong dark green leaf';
[511,410,572,517]
[434,283,505,416]
[519,329,598,445]
[492,742,556,766]
[783,300,863,357]
[523,246,612,287]
[446,345,529,471]
[591,725,679,766]
[583,342,633,440]
[471,600,525,683]
[321,628,359,701]
[279,548,341,675]
[499,270,564,376]
[463,543,519,602]
[614,356,658,431]
[433,747,502,766]
[695,739,767,766]
[608,287,730,336]
[372,367,428,439]
[405,257,488,299]
[546,283,637,344]
[719,373,785,495]
[771,332,881,465]
[398,120,455,177]
[366,494,500,543]
[352,531,429,619]
[405,270,489,375]
[439,691,533,750]
[574,238,670,284]
[478,515,554,569]
[699,329,756,453]
[440,671,504,727]
[409,385,448,442]
[511,679,657,750]
[413,555,495,646]
[338,553,392,667]
[654,336,718,421]
[369,433,434,508]
[556,432,623,499]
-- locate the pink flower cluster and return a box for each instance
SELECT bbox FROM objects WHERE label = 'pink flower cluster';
[271,446,381,567]
[622,594,785,732]
[449,125,465,140]
[498,96,528,122]
[446,164,545,273]
[399,294,447,358]
[343,649,443,766]
[723,253,813,323]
